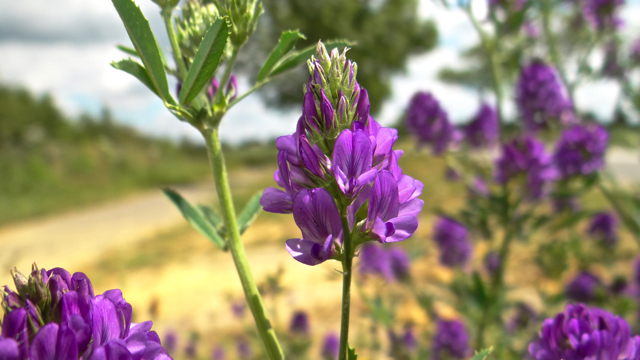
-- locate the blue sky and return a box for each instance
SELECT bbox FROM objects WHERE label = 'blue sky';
[0,0,638,144]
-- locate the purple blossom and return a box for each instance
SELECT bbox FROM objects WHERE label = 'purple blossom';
[445,167,461,181]
[208,74,238,102]
[464,103,499,148]
[358,243,411,282]
[332,128,377,197]
[524,21,540,38]
[583,0,625,31]
[231,300,245,318]
[185,340,197,358]
[433,217,472,268]
[554,124,608,179]
[388,326,418,356]
[236,338,252,359]
[0,265,171,360]
[163,330,177,354]
[588,212,618,246]
[211,345,225,360]
[507,303,537,333]
[566,271,603,302]
[289,311,310,336]
[321,332,339,360]
[484,251,500,275]
[529,303,640,360]
[495,135,558,199]
[432,319,470,360]
[470,176,489,198]
[516,61,574,132]
[405,92,460,155]
[285,188,342,266]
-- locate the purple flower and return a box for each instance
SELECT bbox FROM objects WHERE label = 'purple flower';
[495,135,558,199]
[405,92,460,155]
[0,265,171,360]
[163,330,177,354]
[469,176,489,198]
[432,319,470,360]
[554,124,608,179]
[289,311,310,336]
[285,188,342,265]
[388,326,418,356]
[445,167,461,182]
[484,251,500,275]
[529,303,640,360]
[366,171,419,243]
[588,212,618,246]
[464,103,499,148]
[583,0,625,31]
[566,271,602,302]
[332,128,377,197]
[433,217,472,268]
[211,345,225,360]
[208,74,238,102]
[231,300,245,318]
[516,61,574,132]
[358,243,411,282]
[321,332,339,360]
[236,338,252,359]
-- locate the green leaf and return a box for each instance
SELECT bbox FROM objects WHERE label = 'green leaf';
[111,0,174,104]
[111,59,159,97]
[237,192,262,235]
[179,18,229,104]
[257,30,306,82]
[162,188,226,249]
[472,271,488,306]
[117,45,139,58]
[268,39,356,78]
[469,347,493,360]
[198,205,224,230]
[347,346,358,360]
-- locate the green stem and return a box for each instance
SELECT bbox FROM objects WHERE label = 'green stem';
[228,81,266,110]
[466,5,504,124]
[203,127,284,360]
[338,214,354,360]
[162,9,188,79]
[215,47,240,105]
[540,0,575,105]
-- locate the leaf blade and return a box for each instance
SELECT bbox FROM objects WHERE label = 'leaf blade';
[111,59,159,97]
[163,188,226,249]
[257,30,306,82]
[179,18,230,105]
[237,192,263,235]
[268,39,356,78]
[470,347,493,360]
[111,0,174,104]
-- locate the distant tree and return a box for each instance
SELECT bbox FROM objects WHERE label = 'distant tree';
[241,0,438,114]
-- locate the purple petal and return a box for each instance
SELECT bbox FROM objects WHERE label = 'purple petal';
[399,198,424,218]
[89,341,133,360]
[30,323,58,360]
[55,323,78,360]
[71,273,94,298]
[260,187,293,214]
[397,175,423,204]
[103,289,133,339]
[1,309,28,359]
[384,216,419,243]
[371,127,397,165]
[320,89,334,130]
[0,338,19,360]
[286,238,327,266]
[355,89,370,125]
[124,332,147,360]
[303,87,320,133]
[367,171,399,224]
[226,74,238,102]
[332,129,373,196]
[292,188,342,244]
[46,268,72,288]
[91,296,123,347]
[298,135,324,178]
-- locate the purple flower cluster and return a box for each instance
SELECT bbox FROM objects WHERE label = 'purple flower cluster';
[405,92,460,154]
[516,61,574,132]
[566,271,603,302]
[583,0,625,31]
[0,265,170,360]
[321,332,339,360]
[261,42,423,266]
[529,303,640,360]
[554,124,608,179]
[208,74,237,103]
[433,217,472,268]
[464,103,500,149]
[495,135,558,199]
[588,212,618,246]
[358,243,411,282]
[289,311,310,336]
[432,319,470,360]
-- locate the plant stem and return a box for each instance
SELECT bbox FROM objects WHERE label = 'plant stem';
[540,0,575,105]
[161,9,188,79]
[228,81,266,110]
[214,47,239,105]
[338,214,354,360]
[203,127,284,360]
[466,4,504,124]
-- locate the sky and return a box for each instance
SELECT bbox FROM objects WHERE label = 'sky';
[0,0,639,144]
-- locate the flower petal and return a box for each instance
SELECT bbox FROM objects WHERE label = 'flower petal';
[0,338,20,360]
[292,188,341,243]
[91,296,123,347]
[285,238,326,266]
[30,323,58,360]
[367,171,399,224]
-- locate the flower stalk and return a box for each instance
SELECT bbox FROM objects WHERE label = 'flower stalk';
[338,213,354,360]
[203,126,284,359]
[162,8,188,78]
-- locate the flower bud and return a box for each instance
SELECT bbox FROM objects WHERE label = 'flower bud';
[176,1,221,61]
